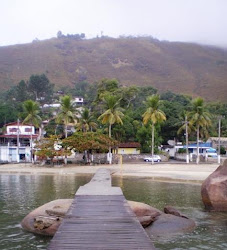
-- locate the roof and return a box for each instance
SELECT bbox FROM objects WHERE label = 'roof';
[4,121,34,126]
[184,142,212,148]
[118,142,141,148]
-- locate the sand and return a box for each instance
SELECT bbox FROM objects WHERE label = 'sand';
[0,162,219,184]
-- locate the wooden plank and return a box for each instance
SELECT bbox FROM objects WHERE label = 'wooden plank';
[47,169,155,250]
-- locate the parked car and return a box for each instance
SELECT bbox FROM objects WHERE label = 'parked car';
[143,155,161,162]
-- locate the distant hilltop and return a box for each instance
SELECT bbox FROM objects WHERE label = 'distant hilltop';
[0,36,227,102]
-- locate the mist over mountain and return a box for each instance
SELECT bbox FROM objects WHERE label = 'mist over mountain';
[0,36,226,102]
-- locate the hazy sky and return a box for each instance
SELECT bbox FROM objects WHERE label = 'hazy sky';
[1,0,227,47]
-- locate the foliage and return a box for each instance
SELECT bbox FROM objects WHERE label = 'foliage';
[98,95,124,138]
[76,108,97,132]
[43,119,64,137]
[22,100,42,127]
[178,148,186,154]
[220,146,226,155]
[35,135,70,163]
[143,94,166,158]
[62,132,118,152]
[188,97,212,163]
[56,95,77,137]
[188,97,212,139]
[28,74,54,103]
[143,95,166,125]
[0,102,18,127]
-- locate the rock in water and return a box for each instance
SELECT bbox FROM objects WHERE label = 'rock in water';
[128,200,162,227]
[201,159,227,211]
[164,205,188,219]
[145,214,196,237]
[21,199,162,236]
[21,199,73,236]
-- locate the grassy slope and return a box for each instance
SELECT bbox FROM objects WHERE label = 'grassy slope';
[0,37,226,102]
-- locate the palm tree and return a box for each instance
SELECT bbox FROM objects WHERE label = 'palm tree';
[76,108,97,132]
[76,108,97,163]
[98,95,124,163]
[56,95,76,138]
[142,95,166,164]
[188,97,211,164]
[22,100,42,163]
[177,111,194,163]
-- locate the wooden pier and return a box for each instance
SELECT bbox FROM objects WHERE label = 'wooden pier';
[48,169,155,249]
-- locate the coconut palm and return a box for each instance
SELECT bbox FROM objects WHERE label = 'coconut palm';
[22,100,42,162]
[56,95,76,138]
[142,95,166,164]
[177,111,195,163]
[188,97,212,164]
[98,95,124,163]
[76,108,97,132]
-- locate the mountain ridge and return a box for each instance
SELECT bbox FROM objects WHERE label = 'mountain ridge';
[0,36,226,102]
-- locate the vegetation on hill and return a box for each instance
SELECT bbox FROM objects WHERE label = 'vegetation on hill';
[0,36,227,102]
[0,76,226,155]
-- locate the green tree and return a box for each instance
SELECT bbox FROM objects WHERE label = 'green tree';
[188,97,212,164]
[98,95,124,138]
[56,95,76,138]
[22,100,42,128]
[142,95,166,164]
[15,80,30,102]
[35,135,68,165]
[76,108,97,132]
[28,74,54,103]
[22,100,42,163]
[98,95,124,163]
[95,78,120,104]
[0,103,18,127]
[63,132,117,153]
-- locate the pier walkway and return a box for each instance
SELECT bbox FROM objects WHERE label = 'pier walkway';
[48,168,155,249]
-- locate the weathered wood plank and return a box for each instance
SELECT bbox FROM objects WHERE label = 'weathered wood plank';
[48,169,155,250]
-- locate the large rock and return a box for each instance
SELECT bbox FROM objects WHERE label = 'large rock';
[128,200,162,227]
[21,199,161,235]
[164,205,188,219]
[201,159,227,211]
[21,199,73,236]
[145,213,196,237]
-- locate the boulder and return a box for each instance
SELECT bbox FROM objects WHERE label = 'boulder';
[201,159,227,211]
[145,214,196,237]
[21,199,162,236]
[128,200,162,227]
[164,205,188,219]
[21,199,73,236]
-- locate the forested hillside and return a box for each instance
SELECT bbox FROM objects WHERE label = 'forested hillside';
[0,36,227,102]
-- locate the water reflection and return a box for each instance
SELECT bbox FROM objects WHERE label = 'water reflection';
[0,174,226,250]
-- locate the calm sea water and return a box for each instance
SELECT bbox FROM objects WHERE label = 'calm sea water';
[0,174,226,250]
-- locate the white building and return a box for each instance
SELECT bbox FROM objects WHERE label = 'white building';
[0,122,39,163]
[73,97,84,105]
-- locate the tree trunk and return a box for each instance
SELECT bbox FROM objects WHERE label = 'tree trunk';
[30,131,33,163]
[151,124,154,165]
[108,124,112,164]
[196,125,200,164]
[64,124,68,164]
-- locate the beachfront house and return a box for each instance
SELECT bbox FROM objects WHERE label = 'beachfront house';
[0,122,40,163]
[117,142,141,154]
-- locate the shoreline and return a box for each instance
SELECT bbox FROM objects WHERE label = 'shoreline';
[0,162,219,184]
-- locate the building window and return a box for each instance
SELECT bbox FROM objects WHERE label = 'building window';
[25,128,32,132]
[9,128,17,132]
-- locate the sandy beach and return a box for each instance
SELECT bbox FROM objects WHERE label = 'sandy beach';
[0,162,219,184]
